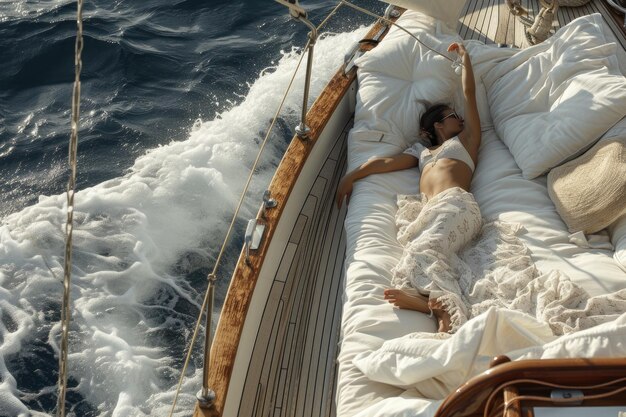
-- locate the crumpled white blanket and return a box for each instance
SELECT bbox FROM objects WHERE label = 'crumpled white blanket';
[569,230,614,250]
[352,309,626,417]
[350,202,626,416]
[393,196,626,335]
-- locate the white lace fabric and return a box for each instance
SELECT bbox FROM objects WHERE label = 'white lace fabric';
[392,188,626,334]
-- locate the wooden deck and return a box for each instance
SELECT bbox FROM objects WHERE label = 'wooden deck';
[460,0,626,48]
[196,2,626,417]
[235,121,349,417]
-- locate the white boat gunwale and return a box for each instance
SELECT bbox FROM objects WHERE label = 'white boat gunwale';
[194,15,396,417]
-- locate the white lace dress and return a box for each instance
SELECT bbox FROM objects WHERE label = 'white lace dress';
[392,187,626,334]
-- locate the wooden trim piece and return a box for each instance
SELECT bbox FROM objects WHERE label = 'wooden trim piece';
[495,0,512,45]
[503,386,523,417]
[193,15,395,417]
[435,357,626,417]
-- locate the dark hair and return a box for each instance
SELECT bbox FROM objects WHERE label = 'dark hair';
[420,103,449,146]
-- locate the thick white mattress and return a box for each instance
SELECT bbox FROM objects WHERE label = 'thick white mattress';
[336,11,626,417]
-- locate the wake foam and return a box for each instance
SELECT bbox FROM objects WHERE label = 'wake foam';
[0,26,367,416]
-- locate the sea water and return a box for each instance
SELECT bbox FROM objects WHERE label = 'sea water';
[0,0,382,415]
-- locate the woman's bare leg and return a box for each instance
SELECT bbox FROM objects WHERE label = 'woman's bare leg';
[384,289,452,333]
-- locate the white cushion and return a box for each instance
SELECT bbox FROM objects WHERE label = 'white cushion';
[353,11,461,150]
[379,0,467,29]
[338,12,626,417]
[483,13,626,179]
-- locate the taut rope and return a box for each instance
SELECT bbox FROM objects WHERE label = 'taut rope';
[57,0,84,415]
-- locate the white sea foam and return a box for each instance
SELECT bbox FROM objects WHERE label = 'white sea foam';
[0,26,367,416]
[0,0,73,22]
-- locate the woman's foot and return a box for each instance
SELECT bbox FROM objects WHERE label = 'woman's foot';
[428,298,452,333]
[383,288,452,333]
[384,288,430,312]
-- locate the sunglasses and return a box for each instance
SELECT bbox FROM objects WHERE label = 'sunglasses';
[439,111,460,122]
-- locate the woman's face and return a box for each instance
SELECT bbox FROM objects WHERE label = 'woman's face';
[437,108,464,140]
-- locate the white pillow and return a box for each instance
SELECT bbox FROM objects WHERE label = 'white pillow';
[380,0,467,29]
[353,11,461,149]
[483,13,626,179]
[347,130,407,172]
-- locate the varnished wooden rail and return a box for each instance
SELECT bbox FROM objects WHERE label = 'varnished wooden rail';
[435,356,626,417]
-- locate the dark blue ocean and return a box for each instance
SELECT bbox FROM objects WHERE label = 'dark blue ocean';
[0,0,383,415]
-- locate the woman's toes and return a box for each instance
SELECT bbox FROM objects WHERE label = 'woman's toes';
[384,289,398,299]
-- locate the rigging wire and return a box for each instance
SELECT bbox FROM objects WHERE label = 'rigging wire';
[56,0,84,415]
[165,0,461,412]
[340,0,458,63]
[166,4,345,414]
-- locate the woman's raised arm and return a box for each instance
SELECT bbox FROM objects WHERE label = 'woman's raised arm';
[449,43,481,161]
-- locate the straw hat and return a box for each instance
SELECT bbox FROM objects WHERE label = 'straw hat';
[548,137,626,234]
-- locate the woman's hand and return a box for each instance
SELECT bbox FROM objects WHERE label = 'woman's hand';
[447,42,467,58]
[336,174,354,209]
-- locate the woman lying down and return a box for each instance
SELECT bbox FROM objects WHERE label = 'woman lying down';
[336,42,625,335]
